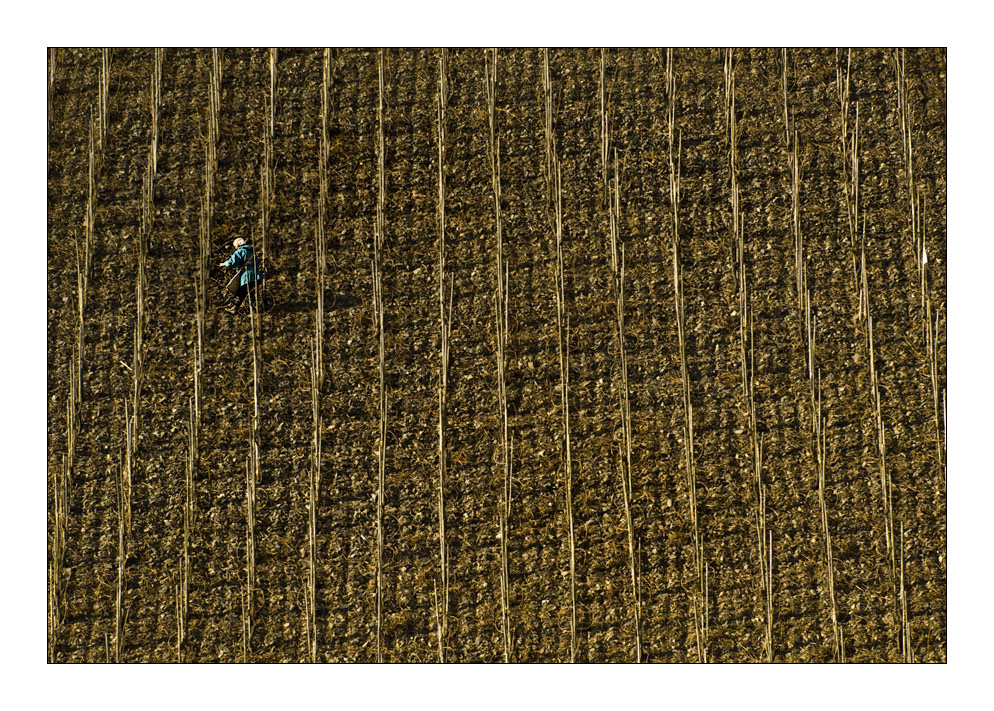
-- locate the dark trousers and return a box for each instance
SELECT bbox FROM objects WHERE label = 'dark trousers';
[234,280,260,310]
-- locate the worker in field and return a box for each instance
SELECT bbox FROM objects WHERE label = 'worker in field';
[219,237,263,313]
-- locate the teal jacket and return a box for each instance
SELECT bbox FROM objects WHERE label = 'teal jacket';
[224,244,261,286]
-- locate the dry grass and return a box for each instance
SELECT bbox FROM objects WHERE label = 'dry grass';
[666,48,707,663]
[373,47,387,664]
[485,48,514,663]
[435,47,453,662]
[544,49,578,663]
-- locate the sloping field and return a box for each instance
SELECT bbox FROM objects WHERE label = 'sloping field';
[47,47,945,662]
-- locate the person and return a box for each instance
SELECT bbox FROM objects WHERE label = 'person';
[219,237,262,313]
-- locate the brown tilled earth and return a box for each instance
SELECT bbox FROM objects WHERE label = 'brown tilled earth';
[47,48,945,663]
